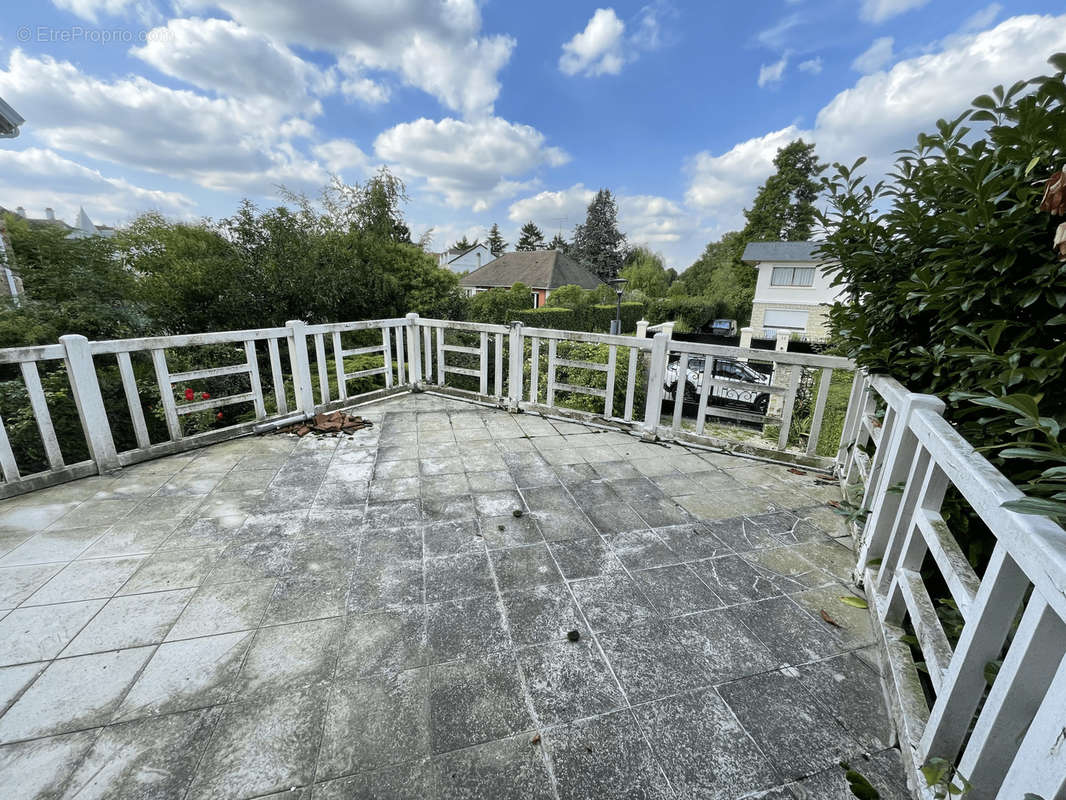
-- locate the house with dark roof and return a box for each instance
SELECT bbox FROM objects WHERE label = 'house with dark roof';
[741,241,843,340]
[458,250,605,307]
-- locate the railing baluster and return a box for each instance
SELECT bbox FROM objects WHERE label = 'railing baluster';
[695,356,714,435]
[436,328,445,387]
[494,332,503,398]
[546,339,557,407]
[150,348,182,441]
[641,332,669,437]
[395,324,406,385]
[314,333,330,404]
[268,337,289,413]
[529,337,540,403]
[623,347,637,422]
[805,366,833,456]
[61,334,118,472]
[333,331,346,401]
[776,364,802,450]
[0,414,21,481]
[382,327,394,389]
[245,340,266,420]
[604,345,617,418]
[671,353,688,432]
[285,319,315,413]
[20,361,63,469]
[423,325,432,383]
[406,314,423,386]
[116,352,150,450]
[479,331,489,395]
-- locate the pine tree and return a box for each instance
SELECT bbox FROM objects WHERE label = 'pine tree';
[571,189,627,281]
[516,221,545,251]
[450,235,477,251]
[486,223,508,257]
[741,139,824,242]
[548,232,569,253]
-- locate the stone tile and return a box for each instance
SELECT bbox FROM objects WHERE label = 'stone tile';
[422,494,477,523]
[61,707,221,800]
[0,647,152,743]
[424,552,494,603]
[348,558,424,610]
[654,523,731,562]
[633,563,722,617]
[434,733,555,800]
[262,575,347,625]
[688,554,781,605]
[544,709,671,800]
[791,585,875,651]
[0,730,97,800]
[339,606,426,678]
[79,519,178,558]
[505,454,559,489]
[719,669,862,782]
[598,619,711,703]
[549,537,622,581]
[553,462,601,486]
[569,572,656,633]
[673,608,778,684]
[0,563,63,608]
[314,759,436,799]
[0,662,44,711]
[428,652,533,754]
[589,460,642,481]
[375,459,419,479]
[118,547,220,595]
[787,748,911,800]
[421,456,466,476]
[797,653,894,752]
[236,617,341,698]
[185,684,327,800]
[360,525,422,564]
[603,530,677,570]
[23,555,144,606]
[490,544,562,591]
[478,514,542,549]
[788,540,857,581]
[318,669,431,779]
[422,519,483,558]
[472,490,526,518]
[501,583,583,645]
[0,599,105,665]
[421,473,471,500]
[365,499,422,529]
[736,596,842,665]
[114,631,253,722]
[466,470,515,493]
[0,527,106,566]
[166,578,276,640]
[63,588,194,656]
[48,499,140,530]
[632,687,780,799]
[371,476,422,502]
[427,594,508,664]
[517,639,625,726]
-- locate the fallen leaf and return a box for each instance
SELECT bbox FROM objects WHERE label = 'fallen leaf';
[839,596,869,609]
[531,733,541,745]
[820,610,843,628]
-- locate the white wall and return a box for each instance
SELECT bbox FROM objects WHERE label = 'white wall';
[441,244,492,273]
[752,260,845,306]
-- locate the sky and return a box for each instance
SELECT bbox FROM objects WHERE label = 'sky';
[0,1,1064,271]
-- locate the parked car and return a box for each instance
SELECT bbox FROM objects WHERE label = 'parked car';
[710,318,738,336]
[664,356,771,414]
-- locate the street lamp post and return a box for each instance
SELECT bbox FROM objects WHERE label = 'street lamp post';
[608,277,628,335]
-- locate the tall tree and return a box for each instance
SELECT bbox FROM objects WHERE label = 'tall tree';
[571,189,627,281]
[450,235,477,251]
[516,221,545,251]
[548,232,569,253]
[741,139,824,242]
[486,223,508,257]
[620,246,671,298]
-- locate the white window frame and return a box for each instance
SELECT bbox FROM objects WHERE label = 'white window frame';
[531,291,541,308]
[770,266,815,287]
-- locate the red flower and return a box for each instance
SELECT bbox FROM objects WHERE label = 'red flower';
[184,388,194,401]
[201,392,211,400]
[216,412,224,420]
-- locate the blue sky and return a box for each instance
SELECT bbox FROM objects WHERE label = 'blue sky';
[1,1,1064,269]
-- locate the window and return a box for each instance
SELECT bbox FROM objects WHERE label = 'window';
[770,266,815,287]
[763,309,809,331]
[531,292,541,308]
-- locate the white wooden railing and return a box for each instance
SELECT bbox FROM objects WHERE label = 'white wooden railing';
[842,373,1066,800]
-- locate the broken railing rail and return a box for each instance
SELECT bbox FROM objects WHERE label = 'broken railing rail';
[0,314,852,498]
[844,372,1066,800]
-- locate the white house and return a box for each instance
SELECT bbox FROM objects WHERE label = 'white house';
[741,241,845,341]
[435,243,493,273]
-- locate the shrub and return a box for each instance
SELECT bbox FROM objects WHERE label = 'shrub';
[513,307,577,330]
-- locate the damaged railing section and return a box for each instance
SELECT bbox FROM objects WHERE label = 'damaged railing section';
[847,373,1066,800]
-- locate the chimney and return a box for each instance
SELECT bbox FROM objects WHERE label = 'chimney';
[45,208,55,220]
[15,207,25,217]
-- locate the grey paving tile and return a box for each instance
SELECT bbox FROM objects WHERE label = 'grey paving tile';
[365,499,422,528]
[791,585,875,651]
[0,662,43,712]
[719,669,862,782]
[548,537,622,581]
[0,527,106,566]
[63,588,194,656]
[236,617,341,698]
[79,519,178,558]
[166,578,276,640]
[633,563,722,617]
[598,619,711,703]
[688,554,781,605]
[603,529,678,570]
[424,551,494,603]
[736,596,842,665]
[797,653,895,752]
[472,490,526,518]
[422,494,477,523]
[61,707,221,800]
[118,547,220,595]
[48,499,140,530]
[114,631,253,722]
[701,518,777,553]
[434,733,555,800]
[360,525,422,564]
[517,639,626,726]
[501,583,583,645]
[422,472,471,500]
[339,606,426,678]
[427,594,508,664]
[490,543,562,591]
[0,599,105,665]
[313,758,436,799]
[318,669,431,780]
[569,572,656,633]
[0,730,96,800]
[0,647,153,743]
[673,608,778,684]
[632,687,780,799]
[466,470,515,493]
[428,652,533,754]
[654,523,731,562]
[348,558,424,610]
[422,519,483,557]
[544,709,671,800]
[185,684,327,800]
[24,555,144,606]
[262,574,347,625]
[787,748,911,800]
[0,563,63,608]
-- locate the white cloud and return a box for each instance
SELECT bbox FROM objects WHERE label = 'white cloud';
[758,55,788,88]
[631,0,677,51]
[0,50,332,196]
[960,3,1002,33]
[508,184,596,228]
[0,147,194,224]
[619,195,695,245]
[859,0,930,24]
[182,0,512,117]
[559,8,627,77]
[852,36,894,73]
[798,57,823,74]
[757,14,802,49]
[374,117,568,211]
[311,140,370,175]
[133,18,331,114]
[51,0,142,22]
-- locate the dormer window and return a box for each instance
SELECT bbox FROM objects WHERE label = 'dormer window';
[770,266,815,287]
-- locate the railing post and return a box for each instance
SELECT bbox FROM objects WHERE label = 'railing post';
[775,330,791,352]
[60,334,119,473]
[855,391,945,577]
[507,321,523,412]
[635,319,648,338]
[642,331,670,440]
[406,313,423,389]
[285,319,315,415]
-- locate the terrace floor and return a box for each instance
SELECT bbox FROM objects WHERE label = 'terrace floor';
[0,392,910,800]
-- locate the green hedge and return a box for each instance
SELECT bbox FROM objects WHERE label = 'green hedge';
[512,307,578,330]
[513,301,643,332]
[646,296,730,331]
